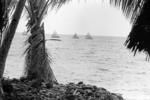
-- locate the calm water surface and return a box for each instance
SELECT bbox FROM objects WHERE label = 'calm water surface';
[4,33,150,100]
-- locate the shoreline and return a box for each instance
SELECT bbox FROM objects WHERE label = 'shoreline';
[2,77,124,100]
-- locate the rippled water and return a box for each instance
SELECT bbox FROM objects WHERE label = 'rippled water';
[4,33,150,100]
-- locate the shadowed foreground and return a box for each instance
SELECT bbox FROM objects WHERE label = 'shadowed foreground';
[2,78,123,100]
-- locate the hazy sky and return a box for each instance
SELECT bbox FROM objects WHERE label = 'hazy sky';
[17,0,132,37]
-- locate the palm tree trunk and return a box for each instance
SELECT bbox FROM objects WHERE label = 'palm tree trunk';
[25,23,57,84]
[24,0,57,86]
[0,0,26,99]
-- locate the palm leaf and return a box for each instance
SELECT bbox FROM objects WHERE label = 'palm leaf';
[109,0,145,23]
[109,0,150,59]
[124,0,150,59]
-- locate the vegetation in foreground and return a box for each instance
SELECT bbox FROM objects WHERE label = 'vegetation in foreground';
[2,77,123,100]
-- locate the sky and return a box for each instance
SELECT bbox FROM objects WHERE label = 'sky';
[17,0,132,37]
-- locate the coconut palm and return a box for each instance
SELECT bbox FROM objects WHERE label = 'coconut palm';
[24,0,57,84]
[24,0,71,85]
[0,0,70,95]
[0,0,17,43]
[109,0,150,59]
[0,0,26,79]
[0,0,26,92]
[0,0,26,99]
[0,0,70,98]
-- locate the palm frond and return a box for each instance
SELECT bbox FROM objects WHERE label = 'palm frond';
[109,0,145,23]
[110,0,150,60]
[124,0,150,60]
[49,0,71,9]
[26,0,49,31]
[109,0,150,59]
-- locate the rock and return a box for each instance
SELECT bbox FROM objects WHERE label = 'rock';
[2,80,13,94]
[46,82,53,89]
[2,78,124,100]
[78,81,84,85]
[111,93,124,100]
[82,85,93,90]
[86,89,93,96]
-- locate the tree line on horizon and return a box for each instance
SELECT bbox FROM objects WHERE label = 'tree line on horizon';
[0,0,149,99]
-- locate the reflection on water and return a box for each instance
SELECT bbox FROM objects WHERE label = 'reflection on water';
[4,33,150,100]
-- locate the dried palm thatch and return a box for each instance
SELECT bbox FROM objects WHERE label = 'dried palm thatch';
[25,0,61,83]
[110,0,150,59]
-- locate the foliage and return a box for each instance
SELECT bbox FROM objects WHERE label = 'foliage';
[110,0,150,59]
[109,0,145,23]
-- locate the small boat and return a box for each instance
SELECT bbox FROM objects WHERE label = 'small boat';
[49,31,61,41]
[51,31,60,38]
[73,33,79,39]
[85,33,92,39]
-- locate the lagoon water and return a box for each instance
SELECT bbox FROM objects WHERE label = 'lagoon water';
[4,32,150,100]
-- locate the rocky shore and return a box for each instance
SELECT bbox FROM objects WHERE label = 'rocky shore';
[2,78,124,100]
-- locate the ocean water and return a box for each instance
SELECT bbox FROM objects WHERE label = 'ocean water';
[4,32,150,100]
